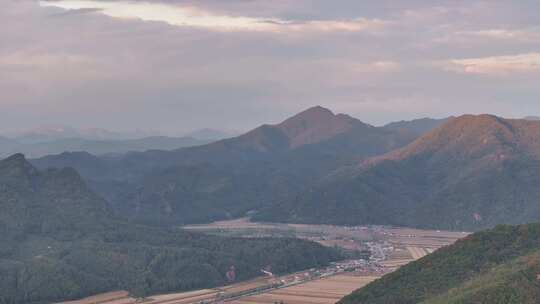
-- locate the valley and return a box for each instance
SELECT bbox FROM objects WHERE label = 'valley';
[6,1,540,303]
[62,220,466,304]
[184,218,467,272]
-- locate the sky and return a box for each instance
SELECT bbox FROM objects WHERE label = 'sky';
[2,0,540,135]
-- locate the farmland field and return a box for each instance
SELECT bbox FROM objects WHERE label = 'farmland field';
[60,273,377,304]
[58,291,132,304]
[57,277,275,304]
[406,246,429,259]
[61,220,467,304]
[230,274,378,304]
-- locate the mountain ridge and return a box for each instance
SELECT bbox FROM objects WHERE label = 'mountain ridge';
[275,106,369,148]
[368,114,540,166]
[31,106,448,226]
[255,114,540,230]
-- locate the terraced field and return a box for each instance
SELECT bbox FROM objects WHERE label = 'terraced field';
[406,246,429,259]
[58,289,221,304]
[56,278,272,304]
[58,271,378,304]
[230,274,378,304]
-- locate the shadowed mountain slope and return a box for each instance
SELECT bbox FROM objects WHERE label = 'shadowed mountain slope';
[255,115,540,231]
[32,107,433,225]
[339,223,540,304]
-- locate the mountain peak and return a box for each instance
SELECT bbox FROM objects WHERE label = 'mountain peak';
[186,128,232,141]
[299,105,334,115]
[280,106,338,125]
[277,106,366,148]
[0,153,39,182]
[0,153,34,170]
[3,153,26,163]
[206,106,369,153]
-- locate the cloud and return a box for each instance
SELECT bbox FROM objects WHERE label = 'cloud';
[39,0,389,33]
[0,52,96,69]
[457,29,540,41]
[441,53,540,75]
[370,61,400,72]
[2,0,540,132]
[271,19,389,33]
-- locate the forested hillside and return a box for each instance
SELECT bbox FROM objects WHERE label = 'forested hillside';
[339,223,540,304]
[32,107,441,226]
[256,115,540,231]
[0,154,341,304]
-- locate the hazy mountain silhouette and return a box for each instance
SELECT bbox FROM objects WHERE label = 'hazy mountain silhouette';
[0,136,211,158]
[33,106,438,225]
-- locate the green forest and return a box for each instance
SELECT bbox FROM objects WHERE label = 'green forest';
[0,154,342,304]
[339,223,540,304]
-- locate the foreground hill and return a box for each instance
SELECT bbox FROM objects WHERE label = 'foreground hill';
[339,223,540,304]
[256,115,540,231]
[0,154,341,304]
[33,107,440,225]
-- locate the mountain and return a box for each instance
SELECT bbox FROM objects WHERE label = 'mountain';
[339,223,540,304]
[205,106,397,154]
[0,154,342,304]
[32,107,438,226]
[0,153,110,239]
[255,115,540,231]
[383,117,451,138]
[524,116,540,121]
[9,125,157,143]
[185,128,233,141]
[181,106,376,155]
[274,106,365,148]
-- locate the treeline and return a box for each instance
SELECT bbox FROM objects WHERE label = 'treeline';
[0,228,340,303]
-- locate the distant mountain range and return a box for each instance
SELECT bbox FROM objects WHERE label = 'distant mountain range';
[0,125,235,158]
[6,125,234,143]
[6,125,156,143]
[339,222,540,304]
[383,116,452,135]
[0,135,212,158]
[0,154,341,303]
[185,128,235,141]
[36,107,540,231]
[32,106,447,226]
[31,107,540,231]
[9,108,540,303]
